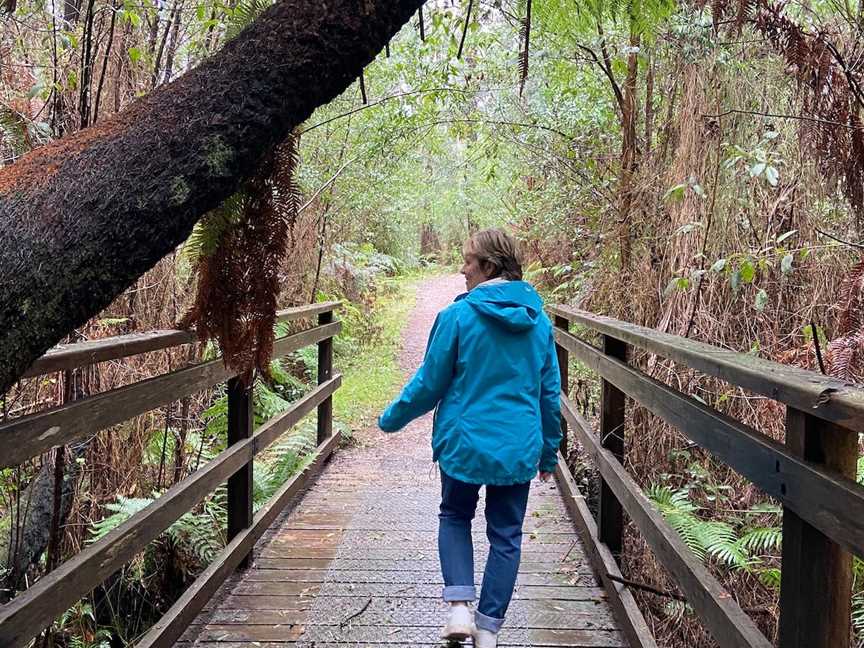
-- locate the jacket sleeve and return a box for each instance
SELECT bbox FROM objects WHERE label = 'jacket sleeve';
[538,327,562,472]
[378,309,458,433]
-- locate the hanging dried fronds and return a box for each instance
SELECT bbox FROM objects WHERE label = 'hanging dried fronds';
[753,3,864,225]
[181,133,301,384]
[518,0,532,97]
[711,0,864,225]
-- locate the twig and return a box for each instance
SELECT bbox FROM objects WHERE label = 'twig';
[339,597,372,628]
[811,319,826,375]
[814,226,864,250]
[457,0,473,59]
[606,574,773,614]
[703,109,861,130]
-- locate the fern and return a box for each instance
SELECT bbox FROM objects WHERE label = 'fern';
[647,484,781,574]
[89,496,156,542]
[181,196,245,267]
[740,526,783,554]
[224,0,273,41]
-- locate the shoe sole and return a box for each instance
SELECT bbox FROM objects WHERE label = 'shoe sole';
[442,626,473,641]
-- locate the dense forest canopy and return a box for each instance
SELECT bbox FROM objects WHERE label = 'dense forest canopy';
[2,0,864,645]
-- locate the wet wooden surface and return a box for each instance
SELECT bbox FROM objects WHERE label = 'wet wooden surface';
[178,418,629,648]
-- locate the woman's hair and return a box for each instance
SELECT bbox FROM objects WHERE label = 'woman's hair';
[464,228,523,281]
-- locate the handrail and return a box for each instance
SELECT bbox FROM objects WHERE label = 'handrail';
[0,302,342,648]
[550,305,863,648]
[548,304,864,431]
[0,321,341,468]
[22,301,340,378]
[555,328,864,559]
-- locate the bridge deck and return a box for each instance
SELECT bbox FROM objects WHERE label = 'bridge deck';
[179,412,629,648]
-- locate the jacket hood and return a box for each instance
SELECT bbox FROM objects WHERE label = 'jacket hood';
[460,280,544,332]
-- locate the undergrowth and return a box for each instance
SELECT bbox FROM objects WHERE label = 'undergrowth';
[331,271,426,431]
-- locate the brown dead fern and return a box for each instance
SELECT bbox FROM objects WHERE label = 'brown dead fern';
[181,132,301,384]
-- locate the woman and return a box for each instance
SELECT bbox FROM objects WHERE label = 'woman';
[378,228,562,648]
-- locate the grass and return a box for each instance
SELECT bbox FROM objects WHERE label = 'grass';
[332,272,425,430]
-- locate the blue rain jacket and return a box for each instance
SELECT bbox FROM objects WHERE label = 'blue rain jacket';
[378,280,562,485]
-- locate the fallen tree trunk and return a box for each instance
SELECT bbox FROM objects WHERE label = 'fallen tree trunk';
[0,0,424,394]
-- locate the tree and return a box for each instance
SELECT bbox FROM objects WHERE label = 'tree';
[0,0,425,394]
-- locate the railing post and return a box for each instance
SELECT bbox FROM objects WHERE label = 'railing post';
[598,334,627,562]
[778,408,856,648]
[317,309,334,445]
[554,315,570,457]
[227,376,253,568]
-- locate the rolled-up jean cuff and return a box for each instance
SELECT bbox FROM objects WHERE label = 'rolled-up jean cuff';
[475,610,505,633]
[442,585,476,602]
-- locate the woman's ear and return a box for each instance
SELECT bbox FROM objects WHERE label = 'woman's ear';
[480,259,499,279]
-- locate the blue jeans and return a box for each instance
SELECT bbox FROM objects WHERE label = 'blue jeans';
[438,471,531,633]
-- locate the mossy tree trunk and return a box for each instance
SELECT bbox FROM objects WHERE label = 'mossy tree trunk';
[0,0,425,395]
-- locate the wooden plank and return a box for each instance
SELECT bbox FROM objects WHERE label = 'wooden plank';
[554,315,570,456]
[556,328,864,559]
[555,453,659,648]
[0,377,341,648]
[227,378,254,568]
[316,310,334,445]
[598,335,626,559]
[22,302,340,378]
[136,431,341,648]
[0,321,341,468]
[778,409,856,648]
[548,304,864,431]
[560,397,772,648]
[23,330,196,377]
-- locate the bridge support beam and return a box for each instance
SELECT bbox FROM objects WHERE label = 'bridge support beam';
[227,377,254,569]
[317,310,334,445]
[554,315,570,457]
[778,408,856,648]
[598,334,627,562]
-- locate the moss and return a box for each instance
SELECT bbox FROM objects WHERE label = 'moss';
[204,136,233,178]
[169,176,191,206]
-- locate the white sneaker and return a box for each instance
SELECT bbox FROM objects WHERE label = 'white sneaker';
[441,603,473,641]
[473,627,498,648]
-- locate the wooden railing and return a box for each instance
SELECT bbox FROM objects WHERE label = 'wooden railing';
[0,302,342,648]
[549,305,864,648]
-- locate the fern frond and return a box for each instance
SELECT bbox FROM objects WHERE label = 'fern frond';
[740,526,782,554]
[225,0,273,41]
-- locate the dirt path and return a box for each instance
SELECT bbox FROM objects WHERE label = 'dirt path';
[398,272,466,375]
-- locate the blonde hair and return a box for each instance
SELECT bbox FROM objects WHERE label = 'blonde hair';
[464,228,523,281]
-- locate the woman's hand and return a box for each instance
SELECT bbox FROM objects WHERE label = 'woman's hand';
[538,471,554,482]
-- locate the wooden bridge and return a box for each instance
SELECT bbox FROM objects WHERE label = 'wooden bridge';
[2,298,864,648]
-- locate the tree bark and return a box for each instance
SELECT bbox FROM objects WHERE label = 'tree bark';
[0,0,426,395]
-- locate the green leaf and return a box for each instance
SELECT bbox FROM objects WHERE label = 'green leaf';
[128,46,142,63]
[755,289,769,311]
[749,162,766,177]
[663,183,687,202]
[781,253,793,274]
[765,165,779,186]
[710,258,727,273]
[739,260,755,283]
[776,229,797,244]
